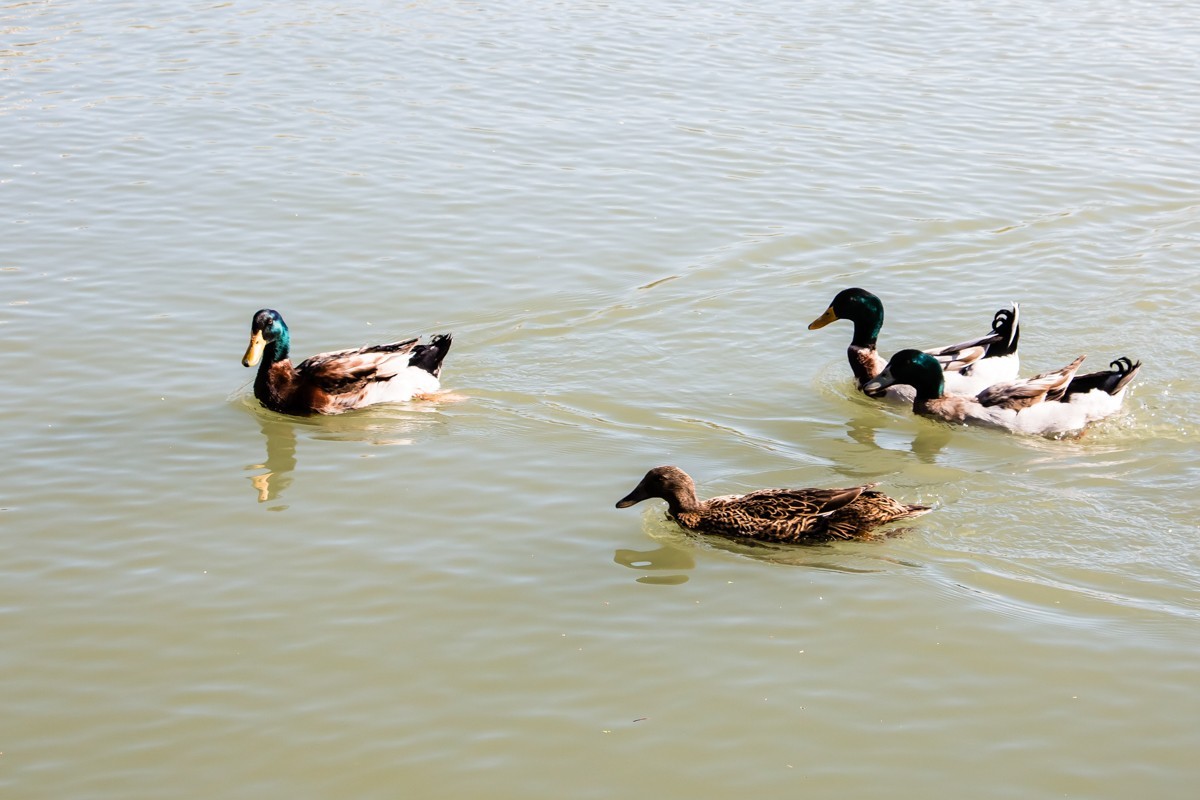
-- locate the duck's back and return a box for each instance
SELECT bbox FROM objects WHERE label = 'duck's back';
[688,486,890,543]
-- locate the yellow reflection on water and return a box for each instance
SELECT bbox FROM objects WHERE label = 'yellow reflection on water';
[245,415,297,504]
[237,397,452,505]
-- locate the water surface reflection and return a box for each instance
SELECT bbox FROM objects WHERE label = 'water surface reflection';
[246,415,297,504]
[617,509,925,579]
[842,402,953,463]
[237,399,449,505]
[614,543,696,585]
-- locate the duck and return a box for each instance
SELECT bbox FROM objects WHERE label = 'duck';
[861,349,1139,435]
[241,309,453,416]
[808,287,1020,400]
[616,466,931,543]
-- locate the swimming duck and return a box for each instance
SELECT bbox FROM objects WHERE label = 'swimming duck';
[808,288,1020,399]
[241,309,452,416]
[862,349,1138,435]
[616,466,931,542]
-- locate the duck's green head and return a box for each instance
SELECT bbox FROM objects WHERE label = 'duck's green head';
[862,349,945,400]
[242,309,291,367]
[808,287,884,347]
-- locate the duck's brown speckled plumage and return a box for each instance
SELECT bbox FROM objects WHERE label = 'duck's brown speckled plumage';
[616,466,931,543]
[242,309,452,416]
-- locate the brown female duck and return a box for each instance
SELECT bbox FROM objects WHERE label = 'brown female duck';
[616,466,931,543]
[241,309,452,416]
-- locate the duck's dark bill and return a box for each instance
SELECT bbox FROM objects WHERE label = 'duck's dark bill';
[616,489,646,509]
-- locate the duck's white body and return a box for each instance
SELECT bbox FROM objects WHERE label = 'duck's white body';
[945,398,1093,436]
[1065,387,1133,423]
[940,351,1020,396]
[865,346,1019,404]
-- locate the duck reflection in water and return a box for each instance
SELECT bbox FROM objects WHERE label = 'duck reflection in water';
[614,543,695,585]
[616,517,920,574]
[241,401,454,504]
[844,408,952,463]
[246,415,297,504]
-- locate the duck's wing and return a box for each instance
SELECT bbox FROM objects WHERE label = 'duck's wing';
[733,485,872,517]
[295,337,421,395]
[924,304,1020,375]
[704,485,873,537]
[975,355,1085,411]
[925,340,992,373]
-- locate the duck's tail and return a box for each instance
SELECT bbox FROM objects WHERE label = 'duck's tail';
[897,502,933,520]
[988,302,1020,356]
[409,333,453,377]
[862,489,934,522]
[871,497,932,540]
[1054,356,1142,400]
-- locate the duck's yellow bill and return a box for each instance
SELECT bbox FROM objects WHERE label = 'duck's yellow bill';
[808,306,839,330]
[242,331,266,367]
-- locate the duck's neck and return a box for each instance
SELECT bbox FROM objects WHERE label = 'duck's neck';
[918,394,969,422]
[912,374,945,404]
[253,340,296,412]
[848,310,882,349]
[664,487,703,518]
[849,344,883,385]
[264,329,290,364]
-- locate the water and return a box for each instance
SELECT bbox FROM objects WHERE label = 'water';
[3,1,1199,797]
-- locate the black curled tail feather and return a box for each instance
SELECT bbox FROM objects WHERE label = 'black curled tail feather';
[988,304,1020,356]
[408,333,453,377]
[1105,357,1141,396]
[1058,356,1142,399]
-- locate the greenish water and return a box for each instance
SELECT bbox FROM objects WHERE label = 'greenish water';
[3,1,1198,798]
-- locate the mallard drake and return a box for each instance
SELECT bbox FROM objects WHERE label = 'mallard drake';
[808,288,1020,399]
[862,349,1139,435]
[241,309,452,416]
[616,466,931,542]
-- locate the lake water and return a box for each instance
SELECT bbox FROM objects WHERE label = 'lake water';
[3,1,1199,797]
